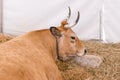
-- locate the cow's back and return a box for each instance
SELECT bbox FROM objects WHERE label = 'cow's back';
[0,33,62,80]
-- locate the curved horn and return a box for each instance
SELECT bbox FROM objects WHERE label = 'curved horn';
[61,7,71,26]
[70,11,80,28]
[66,6,71,20]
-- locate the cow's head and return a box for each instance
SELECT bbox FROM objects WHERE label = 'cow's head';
[50,7,86,61]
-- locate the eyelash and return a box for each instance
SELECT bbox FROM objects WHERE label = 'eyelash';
[71,36,75,40]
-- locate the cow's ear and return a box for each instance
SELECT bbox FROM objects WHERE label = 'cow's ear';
[50,27,62,37]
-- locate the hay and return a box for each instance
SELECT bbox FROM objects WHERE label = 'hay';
[0,34,120,80]
[0,34,13,43]
[57,41,120,80]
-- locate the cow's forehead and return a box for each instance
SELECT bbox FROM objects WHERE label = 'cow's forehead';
[62,28,76,36]
[67,28,75,34]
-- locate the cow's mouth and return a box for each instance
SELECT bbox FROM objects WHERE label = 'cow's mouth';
[58,49,87,61]
[58,55,76,61]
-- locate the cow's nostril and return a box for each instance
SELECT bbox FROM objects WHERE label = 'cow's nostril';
[84,49,87,54]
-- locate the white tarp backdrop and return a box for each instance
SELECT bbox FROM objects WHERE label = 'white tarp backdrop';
[103,0,120,42]
[1,0,120,43]
[0,0,2,32]
[3,0,101,40]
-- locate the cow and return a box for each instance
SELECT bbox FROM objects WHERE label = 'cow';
[0,7,86,80]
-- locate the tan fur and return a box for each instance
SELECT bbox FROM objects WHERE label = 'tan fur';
[0,25,85,80]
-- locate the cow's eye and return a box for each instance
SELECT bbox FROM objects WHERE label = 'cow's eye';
[71,36,75,40]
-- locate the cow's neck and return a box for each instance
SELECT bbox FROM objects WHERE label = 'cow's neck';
[27,29,58,61]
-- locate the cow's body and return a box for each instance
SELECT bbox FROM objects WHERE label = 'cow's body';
[0,29,63,80]
[0,8,86,80]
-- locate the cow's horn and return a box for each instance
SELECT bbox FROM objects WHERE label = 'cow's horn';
[61,7,71,26]
[66,6,71,20]
[70,11,80,28]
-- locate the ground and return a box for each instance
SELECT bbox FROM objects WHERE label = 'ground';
[0,34,120,80]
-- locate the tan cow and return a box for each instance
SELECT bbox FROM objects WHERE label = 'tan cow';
[0,8,86,80]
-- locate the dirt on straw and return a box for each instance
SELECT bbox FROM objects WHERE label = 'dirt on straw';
[0,34,120,80]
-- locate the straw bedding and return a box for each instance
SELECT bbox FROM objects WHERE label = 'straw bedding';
[0,34,120,80]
